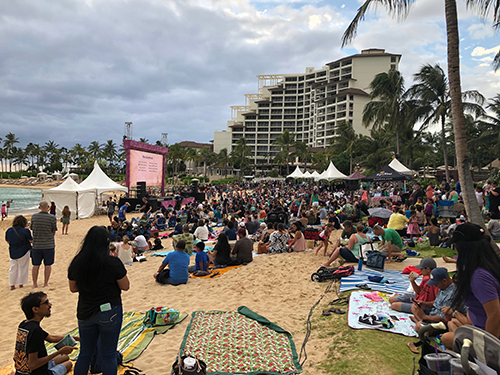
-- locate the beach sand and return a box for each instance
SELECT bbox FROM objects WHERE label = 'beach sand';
[0,215,456,374]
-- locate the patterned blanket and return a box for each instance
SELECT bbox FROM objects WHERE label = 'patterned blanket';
[178,307,302,374]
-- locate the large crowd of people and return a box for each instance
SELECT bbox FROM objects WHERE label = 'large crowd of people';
[5,175,500,374]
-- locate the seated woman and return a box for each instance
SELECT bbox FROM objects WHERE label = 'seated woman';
[207,233,232,267]
[116,235,137,266]
[440,223,500,348]
[267,223,289,254]
[193,219,209,241]
[289,222,306,252]
[321,223,371,267]
[422,218,442,246]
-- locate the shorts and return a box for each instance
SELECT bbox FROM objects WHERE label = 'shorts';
[48,359,68,375]
[394,293,431,314]
[339,247,358,263]
[312,201,319,207]
[31,248,55,266]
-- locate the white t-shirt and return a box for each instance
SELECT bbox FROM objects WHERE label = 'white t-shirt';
[134,235,148,249]
[194,225,209,241]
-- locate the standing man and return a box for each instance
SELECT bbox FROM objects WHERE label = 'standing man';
[106,197,116,224]
[30,201,57,288]
[14,292,74,375]
[118,202,130,223]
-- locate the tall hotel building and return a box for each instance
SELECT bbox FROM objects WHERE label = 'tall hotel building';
[213,49,401,169]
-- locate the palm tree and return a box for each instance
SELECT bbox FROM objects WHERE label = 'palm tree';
[139,138,149,144]
[362,69,416,156]
[273,130,297,175]
[166,143,186,177]
[71,143,87,169]
[407,63,485,182]
[330,120,360,174]
[43,140,60,171]
[87,141,102,164]
[231,137,252,176]
[341,0,500,230]
[294,141,312,169]
[102,140,118,173]
[218,148,230,178]
[4,132,19,172]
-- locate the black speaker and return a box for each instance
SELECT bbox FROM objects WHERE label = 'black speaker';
[137,182,146,199]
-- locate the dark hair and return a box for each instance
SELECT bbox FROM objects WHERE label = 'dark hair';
[431,218,438,226]
[451,237,500,310]
[68,226,110,293]
[12,215,28,228]
[238,228,247,237]
[228,221,234,229]
[21,292,47,320]
[195,242,205,251]
[343,220,352,228]
[176,240,186,250]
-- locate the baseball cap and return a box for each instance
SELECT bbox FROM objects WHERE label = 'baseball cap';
[238,222,246,227]
[427,267,449,286]
[415,257,437,269]
[446,222,486,246]
[125,202,130,206]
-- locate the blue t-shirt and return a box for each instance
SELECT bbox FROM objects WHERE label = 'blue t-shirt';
[5,227,33,259]
[119,205,127,219]
[194,251,209,271]
[162,250,190,284]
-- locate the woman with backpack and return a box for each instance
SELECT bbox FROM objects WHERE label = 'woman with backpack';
[68,226,130,375]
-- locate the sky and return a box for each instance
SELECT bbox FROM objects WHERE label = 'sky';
[1,0,499,149]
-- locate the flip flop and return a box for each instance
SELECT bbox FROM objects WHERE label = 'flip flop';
[329,308,346,314]
[209,271,220,278]
[355,284,371,290]
[329,297,349,306]
[322,310,332,316]
[407,341,419,354]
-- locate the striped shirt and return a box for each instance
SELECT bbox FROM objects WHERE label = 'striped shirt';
[30,212,57,249]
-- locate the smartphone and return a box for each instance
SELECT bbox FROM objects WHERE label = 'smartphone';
[411,298,421,308]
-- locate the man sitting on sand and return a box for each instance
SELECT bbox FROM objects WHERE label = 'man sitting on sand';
[232,228,253,264]
[14,292,75,375]
[154,240,190,285]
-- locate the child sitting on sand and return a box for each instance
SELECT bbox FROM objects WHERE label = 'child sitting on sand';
[189,242,210,276]
[109,243,118,257]
[152,232,164,250]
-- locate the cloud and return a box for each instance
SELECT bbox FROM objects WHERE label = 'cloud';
[471,45,500,56]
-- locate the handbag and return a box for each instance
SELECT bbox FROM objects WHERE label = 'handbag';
[257,242,268,254]
[172,355,207,375]
[143,306,180,327]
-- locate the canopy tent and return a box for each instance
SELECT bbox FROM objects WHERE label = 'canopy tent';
[311,171,321,179]
[317,161,349,181]
[80,161,128,195]
[348,171,366,180]
[286,166,304,179]
[42,177,96,219]
[302,171,313,178]
[362,165,411,182]
[388,158,413,176]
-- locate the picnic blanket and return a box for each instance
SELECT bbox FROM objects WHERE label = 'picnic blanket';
[339,268,411,294]
[178,306,302,375]
[45,311,187,362]
[0,363,134,375]
[190,265,242,279]
[348,291,417,337]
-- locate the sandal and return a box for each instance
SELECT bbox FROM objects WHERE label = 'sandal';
[407,341,419,354]
[355,284,371,290]
[395,256,407,262]
[329,308,346,314]
[322,310,332,316]
[329,297,349,306]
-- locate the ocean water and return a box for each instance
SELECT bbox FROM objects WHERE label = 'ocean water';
[0,188,42,216]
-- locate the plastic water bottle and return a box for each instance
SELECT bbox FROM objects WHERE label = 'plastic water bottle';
[358,258,363,271]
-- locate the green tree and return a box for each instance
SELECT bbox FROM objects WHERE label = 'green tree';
[4,132,19,172]
[218,148,231,178]
[71,143,88,169]
[273,130,297,175]
[407,63,485,182]
[231,137,252,176]
[102,140,118,173]
[294,141,312,169]
[166,143,186,176]
[330,120,360,174]
[87,141,102,165]
[341,0,500,233]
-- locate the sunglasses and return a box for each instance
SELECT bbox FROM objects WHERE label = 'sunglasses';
[39,299,50,306]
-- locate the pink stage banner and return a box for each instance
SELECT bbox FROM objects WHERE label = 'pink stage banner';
[181,197,195,205]
[161,200,176,209]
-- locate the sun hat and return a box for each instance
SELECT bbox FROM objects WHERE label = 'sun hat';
[427,267,449,286]
[446,222,486,246]
[415,257,437,269]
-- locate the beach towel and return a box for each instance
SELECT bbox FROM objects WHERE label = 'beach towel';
[178,306,302,375]
[44,311,187,363]
[339,268,410,294]
[0,363,134,375]
[190,265,242,279]
[348,290,417,337]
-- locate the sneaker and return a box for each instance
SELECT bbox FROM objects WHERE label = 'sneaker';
[358,314,383,328]
[406,249,420,256]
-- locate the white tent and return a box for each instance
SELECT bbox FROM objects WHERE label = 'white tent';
[302,171,313,178]
[311,171,321,180]
[42,177,96,219]
[317,162,349,180]
[389,158,413,176]
[80,162,128,195]
[287,166,304,179]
